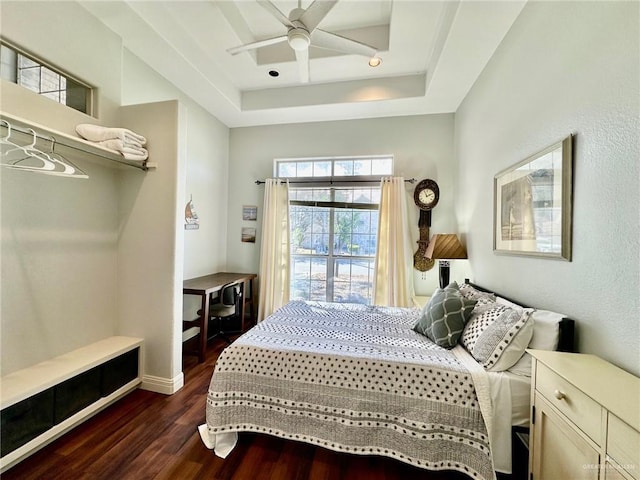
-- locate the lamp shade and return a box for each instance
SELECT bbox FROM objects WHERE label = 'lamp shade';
[425,234,467,260]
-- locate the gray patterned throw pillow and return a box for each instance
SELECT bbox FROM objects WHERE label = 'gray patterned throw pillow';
[413,284,477,348]
[459,283,497,306]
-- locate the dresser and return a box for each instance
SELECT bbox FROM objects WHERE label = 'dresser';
[528,350,640,480]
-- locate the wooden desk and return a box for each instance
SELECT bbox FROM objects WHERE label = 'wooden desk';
[183,272,257,362]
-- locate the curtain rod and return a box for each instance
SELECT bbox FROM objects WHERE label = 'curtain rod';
[255,177,416,185]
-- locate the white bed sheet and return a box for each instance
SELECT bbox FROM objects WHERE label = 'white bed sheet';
[487,370,532,474]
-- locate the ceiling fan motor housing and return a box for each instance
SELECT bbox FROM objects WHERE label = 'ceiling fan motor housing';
[287,8,310,51]
[288,27,310,51]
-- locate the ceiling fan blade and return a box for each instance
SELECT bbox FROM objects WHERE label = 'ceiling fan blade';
[257,0,294,28]
[227,35,288,55]
[311,29,377,57]
[295,48,310,83]
[299,0,337,32]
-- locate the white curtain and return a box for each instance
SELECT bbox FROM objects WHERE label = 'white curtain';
[373,177,414,307]
[257,179,290,321]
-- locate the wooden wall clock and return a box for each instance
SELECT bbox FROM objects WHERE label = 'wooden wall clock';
[413,179,439,272]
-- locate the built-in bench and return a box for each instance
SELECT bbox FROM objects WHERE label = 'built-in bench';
[0,336,143,472]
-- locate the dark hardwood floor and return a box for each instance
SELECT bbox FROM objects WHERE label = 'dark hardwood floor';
[3,337,473,480]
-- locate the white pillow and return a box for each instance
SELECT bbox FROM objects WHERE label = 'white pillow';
[461,303,534,371]
[528,309,564,350]
[498,297,566,376]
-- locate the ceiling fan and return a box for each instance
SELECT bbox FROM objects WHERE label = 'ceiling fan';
[227,0,378,83]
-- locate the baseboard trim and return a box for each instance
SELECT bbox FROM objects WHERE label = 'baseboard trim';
[141,373,184,395]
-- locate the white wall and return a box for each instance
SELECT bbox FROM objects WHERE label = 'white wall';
[121,49,231,332]
[227,114,463,297]
[0,1,125,375]
[455,1,639,375]
[0,144,120,375]
[1,2,228,383]
[121,50,230,280]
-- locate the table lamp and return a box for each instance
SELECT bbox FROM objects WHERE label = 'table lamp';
[425,234,467,288]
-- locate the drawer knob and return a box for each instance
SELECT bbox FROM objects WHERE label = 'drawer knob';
[554,389,566,400]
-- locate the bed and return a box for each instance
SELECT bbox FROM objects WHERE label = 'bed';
[199,281,575,480]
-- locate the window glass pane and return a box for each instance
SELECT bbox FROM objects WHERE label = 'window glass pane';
[40,65,60,93]
[333,258,373,304]
[297,162,313,177]
[18,55,38,68]
[334,210,351,254]
[295,189,313,201]
[65,77,86,112]
[352,188,375,203]
[353,234,376,256]
[0,45,17,82]
[372,158,393,175]
[19,66,40,92]
[334,189,353,203]
[310,281,327,301]
[291,207,311,252]
[334,160,353,176]
[312,234,329,254]
[291,256,311,301]
[291,256,327,301]
[353,159,371,176]
[312,188,331,201]
[313,161,331,177]
[312,208,329,233]
[278,162,297,177]
[352,210,370,234]
[4,44,92,114]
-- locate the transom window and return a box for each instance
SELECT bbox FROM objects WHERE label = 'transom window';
[0,40,94,115]
[277,156,393,178]
[277,156,393,305]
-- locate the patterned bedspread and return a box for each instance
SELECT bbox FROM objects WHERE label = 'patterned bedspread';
[202,301,495,480]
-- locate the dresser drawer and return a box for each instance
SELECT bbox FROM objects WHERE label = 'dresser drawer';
[536,363,602,444]
[607,414,639,479]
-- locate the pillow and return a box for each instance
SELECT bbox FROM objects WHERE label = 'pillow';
[414,283,477,349]
[461,303,534,371]
[496,297,564,350]
[459,282,497,306]
[507,308,566,376]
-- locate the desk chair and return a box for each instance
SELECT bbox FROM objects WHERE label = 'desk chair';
[207,282,242,344]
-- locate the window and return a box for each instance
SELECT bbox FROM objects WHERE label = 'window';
[278,156,393,305]
[0,40,93,115]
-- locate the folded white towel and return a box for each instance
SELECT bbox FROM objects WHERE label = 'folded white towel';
[121,150,148,162]
[76,124,147,146]
[97,139,148,156]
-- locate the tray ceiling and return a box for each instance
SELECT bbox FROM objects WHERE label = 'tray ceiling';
[79,0,527,127]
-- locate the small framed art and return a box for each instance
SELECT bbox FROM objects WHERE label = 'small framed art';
[242,205,258,221]
[241,227,256,243]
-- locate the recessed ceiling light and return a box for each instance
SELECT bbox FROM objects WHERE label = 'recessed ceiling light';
[368,57,381,67]
[268,70,280,77]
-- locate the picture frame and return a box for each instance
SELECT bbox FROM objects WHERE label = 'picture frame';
[494,135,573,260]
[242,205,258,221]
[241,227,256,243]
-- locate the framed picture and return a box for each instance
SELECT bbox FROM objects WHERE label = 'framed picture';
[241,227,256,243]
[242,205,257,221]
[494,135,573,260]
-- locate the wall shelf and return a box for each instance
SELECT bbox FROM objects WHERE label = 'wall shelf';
[0,112,151,171]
